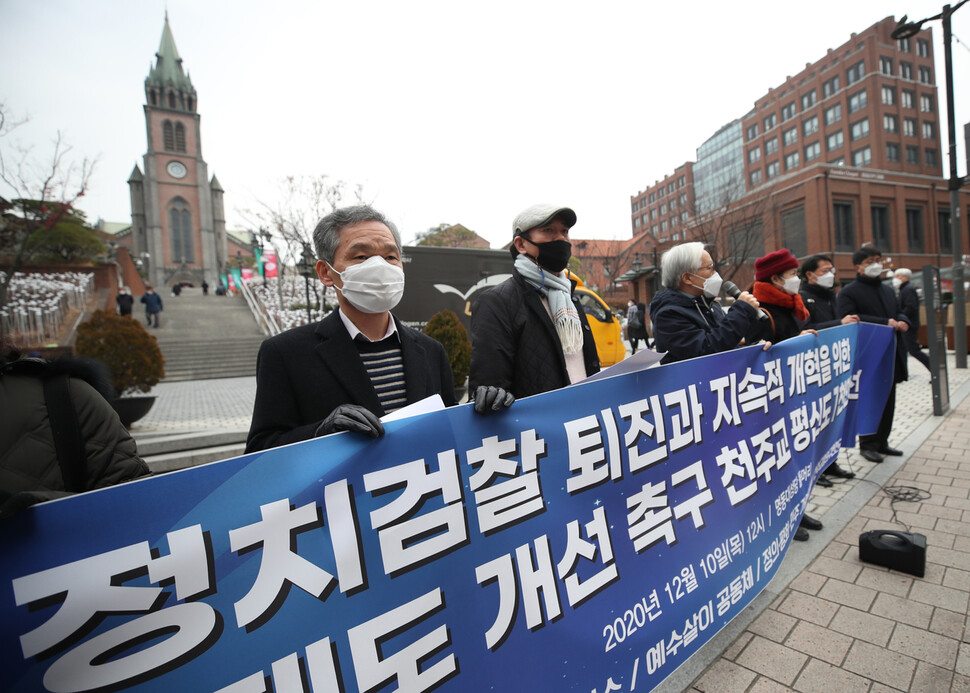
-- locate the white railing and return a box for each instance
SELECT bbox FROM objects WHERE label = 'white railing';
[238,274,280,336]
[248,275,335,335]
[0,271,94,347]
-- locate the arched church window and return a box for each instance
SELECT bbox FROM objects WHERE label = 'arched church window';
[169,198,195,263]
[168,91,176,109]
[186,97,194,111]
[175,123,186,152]
[162,121,175,151]
[150,90,157,106]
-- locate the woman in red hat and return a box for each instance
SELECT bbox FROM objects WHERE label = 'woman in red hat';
[751,248,825,542]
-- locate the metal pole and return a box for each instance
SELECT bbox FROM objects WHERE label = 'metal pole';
[304,272,312,323]
[943,4,967,366]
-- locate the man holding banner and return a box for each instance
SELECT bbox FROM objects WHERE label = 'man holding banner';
[246,205,457,452]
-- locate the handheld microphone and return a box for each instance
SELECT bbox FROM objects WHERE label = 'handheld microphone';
[722,280,770,321]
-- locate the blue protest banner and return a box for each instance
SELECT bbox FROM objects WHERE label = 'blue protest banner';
[0,323,894,692]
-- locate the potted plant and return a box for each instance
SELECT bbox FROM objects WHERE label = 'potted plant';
[75,310,165,427]
[422,310,471,402]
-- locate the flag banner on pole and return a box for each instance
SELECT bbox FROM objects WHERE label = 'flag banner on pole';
[0,324,894,693]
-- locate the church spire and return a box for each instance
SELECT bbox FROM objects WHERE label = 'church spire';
[144,13,196,112]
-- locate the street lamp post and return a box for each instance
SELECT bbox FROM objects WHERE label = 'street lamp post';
[632,253,643,302]
[299,243,315,324]
[893,2,968,367]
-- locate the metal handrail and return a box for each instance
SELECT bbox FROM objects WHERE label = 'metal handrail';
[238,277,280,336]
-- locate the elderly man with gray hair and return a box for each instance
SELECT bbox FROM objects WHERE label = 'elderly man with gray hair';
[246,205,456,453]
[894,268,931,373]
[649,242,764,364]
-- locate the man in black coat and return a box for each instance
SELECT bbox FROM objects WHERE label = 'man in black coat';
[469,204,599,401]
[894,268,931,373]
[836,247,912,463]
[246,206,457,453]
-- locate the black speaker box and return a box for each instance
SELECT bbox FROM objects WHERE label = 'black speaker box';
[858,530,926,577]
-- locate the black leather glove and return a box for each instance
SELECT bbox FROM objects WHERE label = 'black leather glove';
[315,404,384,438]
[473,386,515,415]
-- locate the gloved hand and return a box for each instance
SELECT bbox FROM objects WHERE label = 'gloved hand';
[473,386,515,415]
[315,404,384,438]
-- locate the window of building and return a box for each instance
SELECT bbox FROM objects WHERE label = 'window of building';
[850,118,870,141]
[884,114,898,133]
[169,198,195,263]
[917,38,930,57]
[745,123,759,141]
[833,202,855,250]
[149,90,157,106]
[919,66,932,84]
[886,142,901,162]
[650,208,657,220]
[633,216,641,228]
[679,193,687,204]
[667,182,675,193]
[658,188,665,198]
[659,202,667,215]
[901,61,914,80]
[677,175,686,188]
[783,126,798,147]
[174,122,186,152]
[904,117,917,136]
[641,214,647,226]
[803,115,819,137]
[925,148,938,166]
[766,161,780,179]
[764,113,777,131]
[902,90,915,108]
[848,89,868,113]
[805,141,821,162]
[632,200,639,213]
[827,130,844,151]
[648,193,655,203]
[939,209,953,253]
[824,102,843,125]
[801,90,817,110]
[661,220,668,233]
[168,91,176,109]
[669,198,677,210]
[881,86,896,105]
[781,101,797,122]
[921,121,934,139]
[652,224,658,235]
[781,206,808,257]
[906,207,924,252]
[898,37,911,52]
[670,216,679,228]
[765,137,778,155]
[750,169,763,186]
[871,205,892,250]
[785,151,800,170]
[906,145,920,164]
[920,94,934,112]
[681,211,688,222]
[852,146,872,167]
[162,120,174,151]
[830,156,846,165]
[880,57,894,75]
[823,76,841,98]
[846,60,865,85]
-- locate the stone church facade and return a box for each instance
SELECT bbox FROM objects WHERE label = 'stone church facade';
[127,14,227,289]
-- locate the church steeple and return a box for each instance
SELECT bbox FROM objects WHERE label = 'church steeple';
[144,13,197,112]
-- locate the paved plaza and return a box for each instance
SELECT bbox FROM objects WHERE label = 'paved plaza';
[131,350,970,692]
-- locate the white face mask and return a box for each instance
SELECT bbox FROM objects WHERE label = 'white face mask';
[782,275,802,295]
[816,272,835,289]
[691,271,722,298]
[892,278,902,290]
[328,255,405,314]
[863,262,883,279]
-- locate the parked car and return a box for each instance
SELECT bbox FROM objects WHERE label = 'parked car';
[568,272,626,367]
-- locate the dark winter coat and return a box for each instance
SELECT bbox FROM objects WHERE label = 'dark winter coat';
[140,291,163,313]
[246,311,456,453]
[650,288,759,364]
[836,274,911,383]
[116,293,134,315]
[0,357,149,516]
[799,283,842,330]
[469,268,600,398]
[898,282,921,328]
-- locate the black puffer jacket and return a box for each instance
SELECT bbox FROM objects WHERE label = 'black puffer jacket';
[469,269,600,398]
[0,357,149,516]
[836,274,911,384]
[650,288,759,364]
[799,283,841,330]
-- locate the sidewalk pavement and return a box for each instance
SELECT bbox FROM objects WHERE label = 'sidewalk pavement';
[662,355,970,693]
[132,349,970,691]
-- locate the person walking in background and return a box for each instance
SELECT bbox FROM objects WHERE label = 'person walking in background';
[202,279,209,296]
[626,299,647,353]
[140,285,163,328]
[115,287,133,317]
[837,247,911,463]
[894,268,931,373]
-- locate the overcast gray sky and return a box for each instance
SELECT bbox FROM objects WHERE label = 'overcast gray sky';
[1,0,968,249]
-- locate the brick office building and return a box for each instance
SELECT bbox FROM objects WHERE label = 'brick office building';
[625,15,969,299]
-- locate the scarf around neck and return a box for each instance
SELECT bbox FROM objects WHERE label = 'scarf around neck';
[515,254,584,354]
[753,281,810,321]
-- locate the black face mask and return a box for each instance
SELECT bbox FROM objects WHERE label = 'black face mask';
[523,239,572,273]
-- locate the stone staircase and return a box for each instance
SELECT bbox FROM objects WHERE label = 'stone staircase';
[149,287,266,381]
